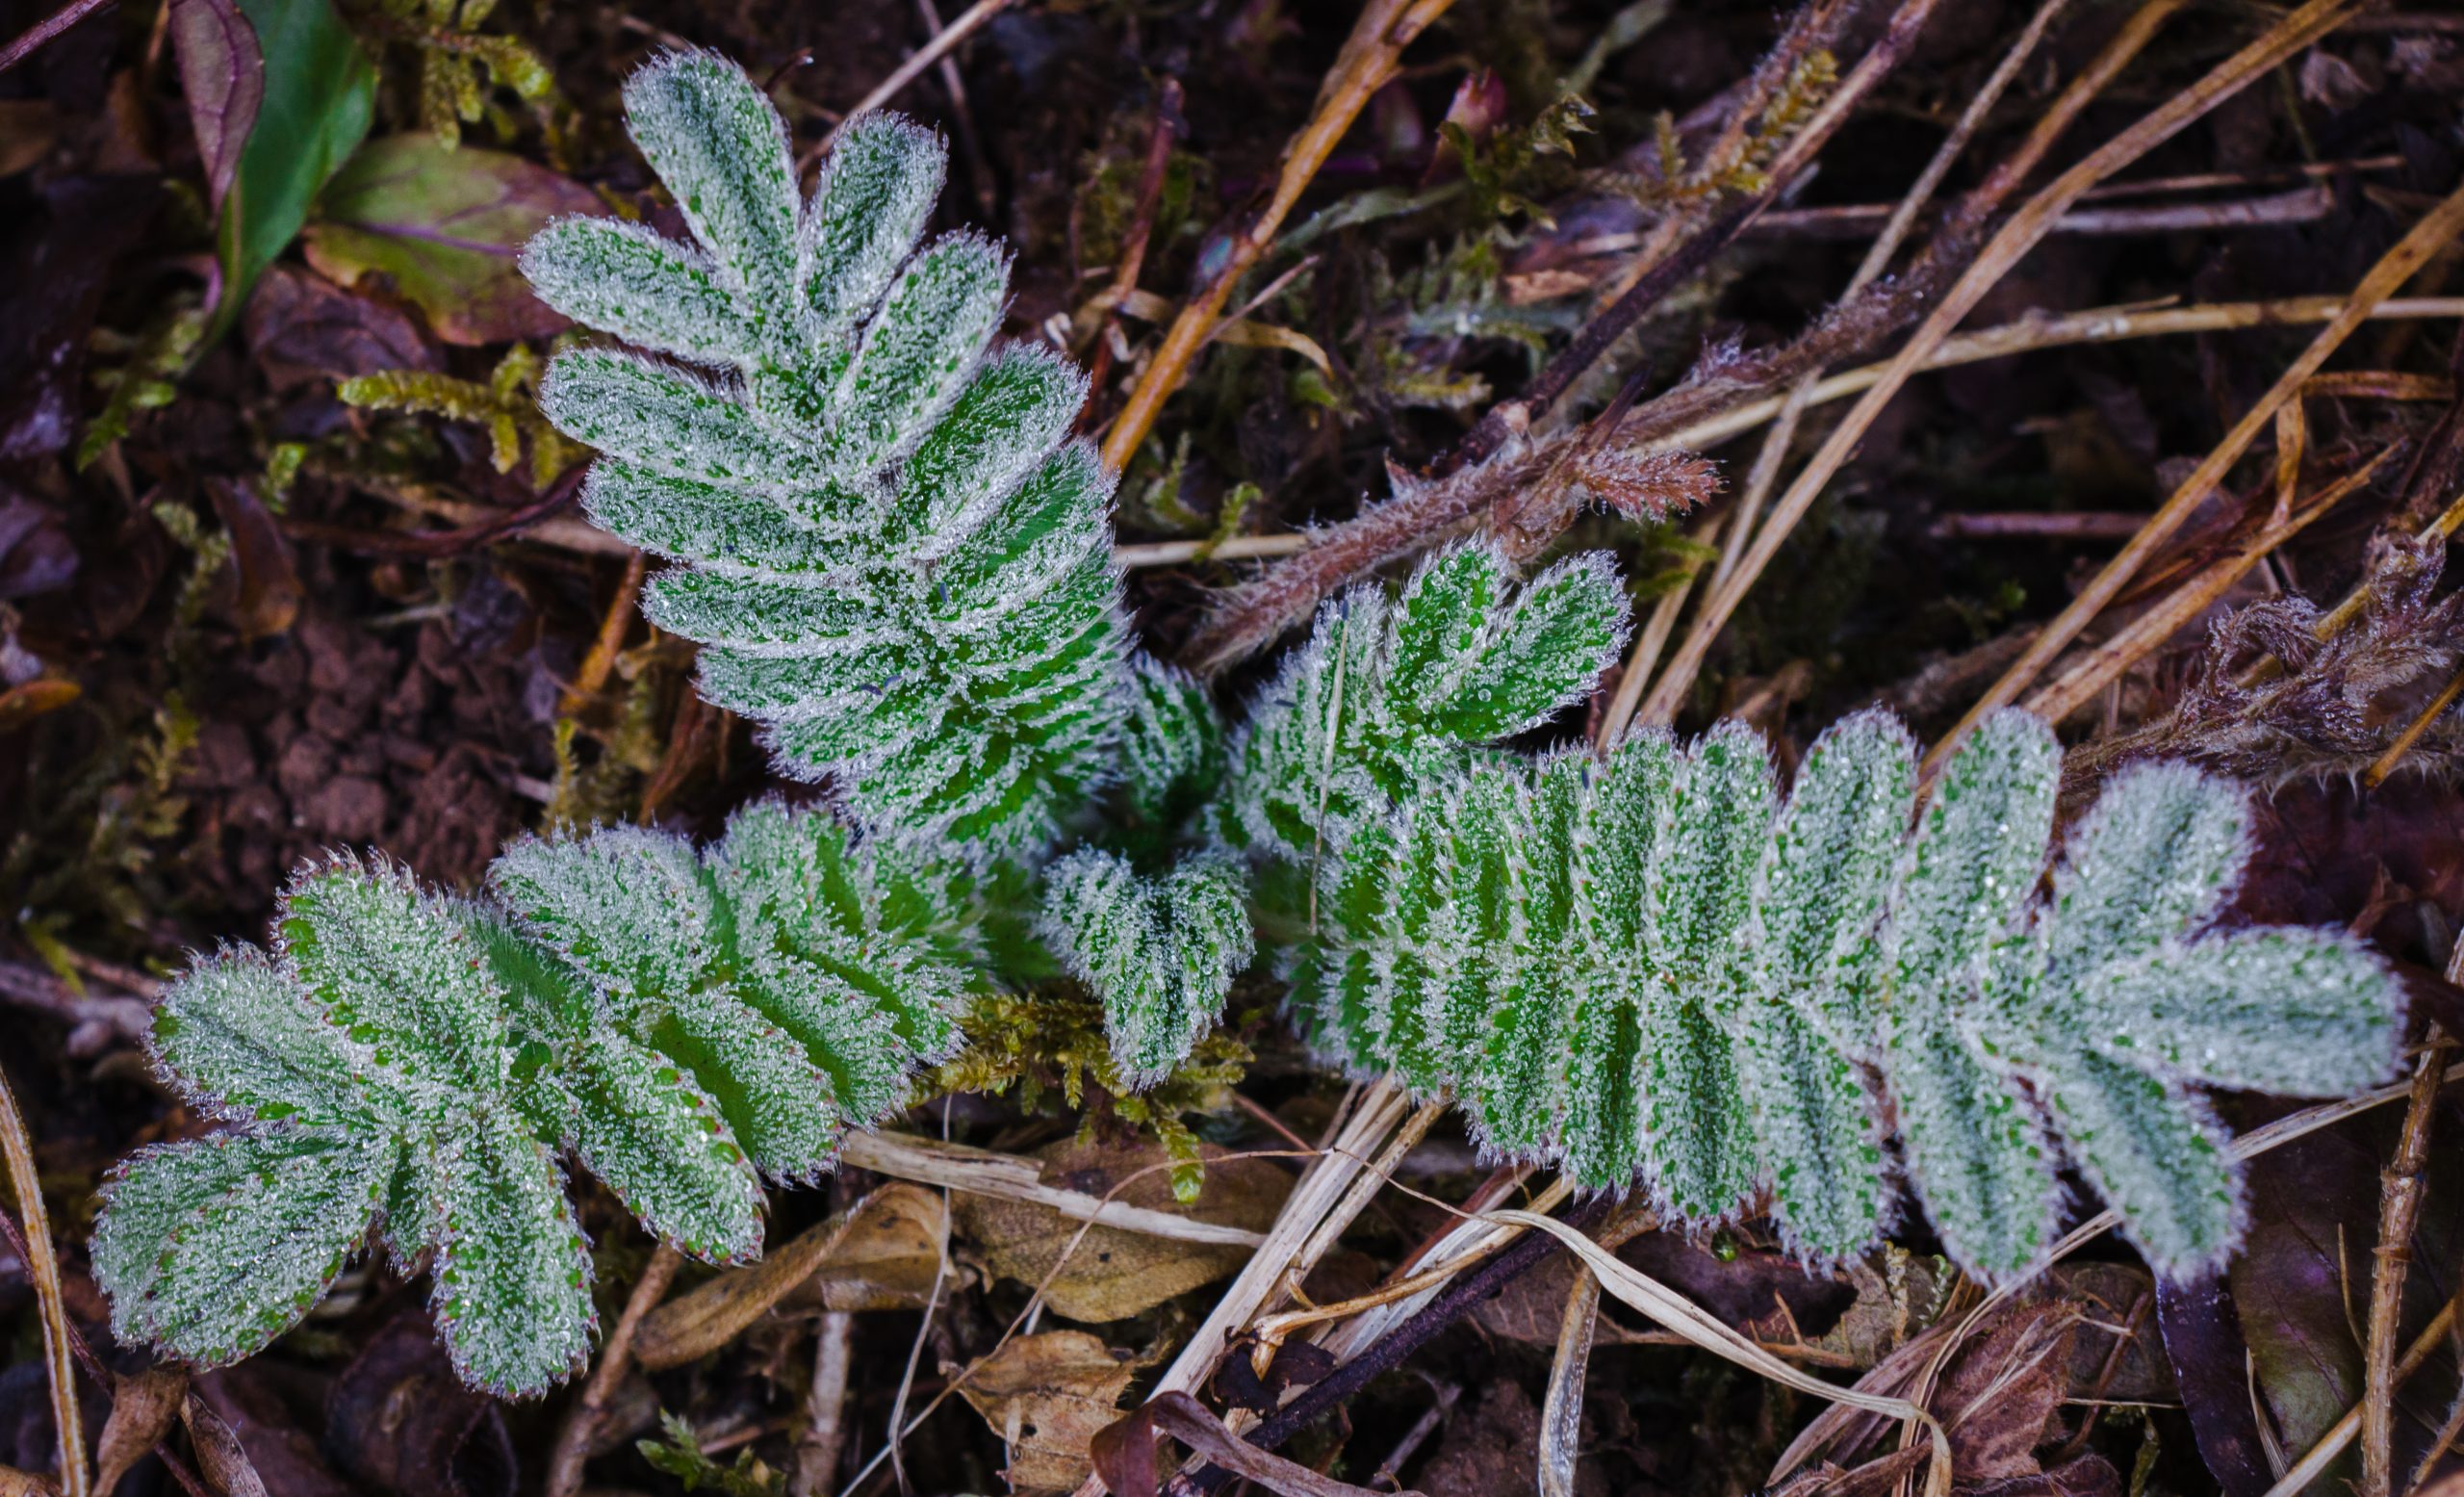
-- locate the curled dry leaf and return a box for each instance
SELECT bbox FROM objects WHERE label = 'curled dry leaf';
[0,1467,62,1497]
[191,1368,357,1497]
[953,1137,1287,1323]
[635,1184,950,1372]
[205,477,301,639]
[93,1364,187,1495]
[950,1329,1147,1496]
[0,681,79,734]
[181,1389,271,1497]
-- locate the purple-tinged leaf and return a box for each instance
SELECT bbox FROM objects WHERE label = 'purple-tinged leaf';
[168,0,265,215]
[2153,1273,2272,1497]
[303,135,602,345]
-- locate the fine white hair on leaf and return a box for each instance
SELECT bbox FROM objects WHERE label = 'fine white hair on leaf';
[525,51,1132,856]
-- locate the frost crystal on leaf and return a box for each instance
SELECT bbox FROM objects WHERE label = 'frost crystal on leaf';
[1210,547,2404,1283]
[93,803,974,1395]
[526,52,1129,853]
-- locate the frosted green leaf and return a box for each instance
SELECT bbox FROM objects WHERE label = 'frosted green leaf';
[1885,710,2060,1010]
[1426,764,1520,1081]
[827,232,1009,477]
[898,346,1086,552]
[520,217,755,367]
[540,350,829,497]
[530,74,1133,852]
[1116,655,1226,829]
[561,1020,765,1264]
[2045,761,2248,985]
[1429,551,1630,742]
[2039,1045,2238,1279]
[1384,544,1500,714]
[1371,799,1455,1094]
[2081,929,2401,1096]
[1732,710,1912,1259]
[1467,751,1584,1158]
[491,827,721,1006]
[1633,722,1772,1220]
[581,462,870,578]
[1751,709,1914,1050]
[150,946,367,1126]
[1042,847,1254,1085]
[1882,1012,2056,1279]
[421,1104,597,1396]
[93,1128,395,1370]
[279,856,514,1102]
[621,51,801,338]
[804,112,946,342]
[1732,1000,1881,1261]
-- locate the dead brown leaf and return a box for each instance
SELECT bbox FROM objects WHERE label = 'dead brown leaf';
[637,1184,951,1371]
[182,1390,271,1497]
[954,1138,1287,1323]
[950,1329,1146,1495]
[94,1364,187,1494]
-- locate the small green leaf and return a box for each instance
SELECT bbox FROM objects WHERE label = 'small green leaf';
[210,0,374,340]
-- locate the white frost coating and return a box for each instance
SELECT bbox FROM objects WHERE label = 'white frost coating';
[92,803,979,1396]
[1216,555,2405,1284]
[525,52,1130,854]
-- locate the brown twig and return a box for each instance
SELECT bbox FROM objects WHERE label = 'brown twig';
[2362,960,2460,1497]
[0,1210,215,1497]
[560,551,650,719]
[1075,78,1185,426]
[1098,0,1457,472]
[544,1242,682,1497]
[2363,664,2464,788]
[807,0,1015,162]
[1642,0,2365,732]
[279,465,589,559]
[2020,452,2396,726]
[1183,0,2169,673]
[0,1067,90,1497]
[1600,0,2065,744]
[1936,164,2464,767]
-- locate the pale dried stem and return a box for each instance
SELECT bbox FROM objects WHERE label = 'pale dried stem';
[1612,0,2066,741]
[2266,1300,2458,1497]
[545,1242,682,1497]
[0,1066,86,1497]
[1597,513,1724,747]
[1058,1079,1416,1497]
[809,0,1014,159]
[838,1129,1268,1247]
[1539,1262,1603,1497]
[1641,0,2348,732]
[1097,0,1456,471]
[1934,164,2464,768]
[2021,451,2395,725]
[791,1312,855,1497]
[2361,1019,2455,1497]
